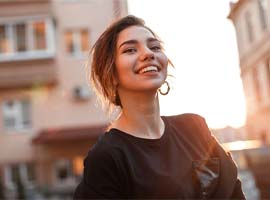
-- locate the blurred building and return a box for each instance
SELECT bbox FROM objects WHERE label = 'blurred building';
[228,0,270,141]
[228,0,270,198]
[0,0,127,198]
[211,126,247,143]
[212,127,260,199]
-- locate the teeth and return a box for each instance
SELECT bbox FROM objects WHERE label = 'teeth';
[139,66,158,74]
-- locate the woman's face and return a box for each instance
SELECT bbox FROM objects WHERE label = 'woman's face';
[115,25,168,95]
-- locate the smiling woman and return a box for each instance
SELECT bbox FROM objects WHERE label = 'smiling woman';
[73,15,245,199]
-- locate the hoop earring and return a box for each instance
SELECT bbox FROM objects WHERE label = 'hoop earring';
[158,81,170,95]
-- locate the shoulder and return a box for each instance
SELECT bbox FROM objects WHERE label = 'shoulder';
[164,113,209,133]
[76,132,126,199]
[164,113,205,123]
[163,113,211,146]
[87,132,120,157]
[85,130,126,165]
[82,133,123,183]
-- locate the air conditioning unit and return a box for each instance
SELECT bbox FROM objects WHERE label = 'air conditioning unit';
[73,85,91,100]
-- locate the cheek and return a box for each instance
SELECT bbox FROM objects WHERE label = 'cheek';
[114,57,131,83]
[115,60,128,78]
[160,53,169,69]
[115,55,130,70]
[115,58,124,79]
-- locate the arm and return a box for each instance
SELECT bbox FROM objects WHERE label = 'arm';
[198,115,246,199]
[231,179,246,199]
[73,147,124,199]
[178,113,246,199]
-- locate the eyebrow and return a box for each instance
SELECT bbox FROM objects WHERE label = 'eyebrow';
[118,38,160,49]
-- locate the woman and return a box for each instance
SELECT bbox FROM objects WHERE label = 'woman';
[74,15,245,199]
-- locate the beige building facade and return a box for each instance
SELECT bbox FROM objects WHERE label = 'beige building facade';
[229,0,270,141]
[0,0,128,198]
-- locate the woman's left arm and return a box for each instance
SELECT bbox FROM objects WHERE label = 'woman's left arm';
[192,114,246,199]
[231,179,246,199]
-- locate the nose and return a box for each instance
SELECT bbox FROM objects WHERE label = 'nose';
[140,47,154,61]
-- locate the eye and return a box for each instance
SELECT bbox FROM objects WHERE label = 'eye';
[150,45,161,51]
[123,48,137,54]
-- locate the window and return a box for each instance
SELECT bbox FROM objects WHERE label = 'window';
[0,25,10,53]
[24,163,36,182]
[235,20,244,55]
[10,165,20,186]
[258,0,268,31]
[2,99,31,131]
[73,156,84,176]
[65,29,90,56]
[113,0,121,18]
[0,18,55,61]
[65,31,74,54]
[266,60,270,94]
[55,159,73,183]
[245,11,254,43]
[252,67,262,105]
[80,30,89,52]
[33,21,46,50]
[15,24,27,52]
[4,163,36,189]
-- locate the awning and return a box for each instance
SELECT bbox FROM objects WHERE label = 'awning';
[32,124,107,144]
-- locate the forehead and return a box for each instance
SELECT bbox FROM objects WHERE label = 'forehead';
[117,25,156,46]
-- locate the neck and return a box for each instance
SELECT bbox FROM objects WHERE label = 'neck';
[112,91,164,139]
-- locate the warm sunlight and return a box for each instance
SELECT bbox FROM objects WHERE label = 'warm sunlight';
[222,140,263,151]
[128,0,246,129]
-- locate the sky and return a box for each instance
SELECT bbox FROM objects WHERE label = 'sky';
[127,0,246,129]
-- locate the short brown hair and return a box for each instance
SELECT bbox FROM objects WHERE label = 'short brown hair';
[90,15,163,112]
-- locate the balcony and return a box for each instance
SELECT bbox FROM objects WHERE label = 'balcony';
[0,58,57,89]
[0,0,51,18]
[0,13,57,89]
[0,17,56,61]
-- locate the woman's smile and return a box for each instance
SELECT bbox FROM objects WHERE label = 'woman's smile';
[137,65,159,74]
[115,25,168,92]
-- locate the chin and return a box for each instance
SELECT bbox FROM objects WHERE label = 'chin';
[145,84,163,92]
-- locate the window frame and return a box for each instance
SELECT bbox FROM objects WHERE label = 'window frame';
[245,11,254,43]
[258,0,268,31]
[64,28,90,57]
[0,17,55,62]
[54,159,74,184]
[2,99,31,132]
[3,163,36,190]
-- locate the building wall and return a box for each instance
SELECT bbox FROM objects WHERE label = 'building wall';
[229,0,270,140]
[33,140,96,186]
[0,0,128,194]
[234,0,270,60]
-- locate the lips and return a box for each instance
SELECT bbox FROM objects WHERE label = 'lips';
[137,65,159,74]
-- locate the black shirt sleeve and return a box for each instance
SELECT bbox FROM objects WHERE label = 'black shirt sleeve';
[196,115,246,199]
[231,179,246,199]
[73,145,124,199]
[172,113,245,199]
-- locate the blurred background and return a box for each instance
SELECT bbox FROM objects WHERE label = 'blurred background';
[0,0,269,199]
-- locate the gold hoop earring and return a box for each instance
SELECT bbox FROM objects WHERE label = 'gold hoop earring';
[158,81,170,95]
